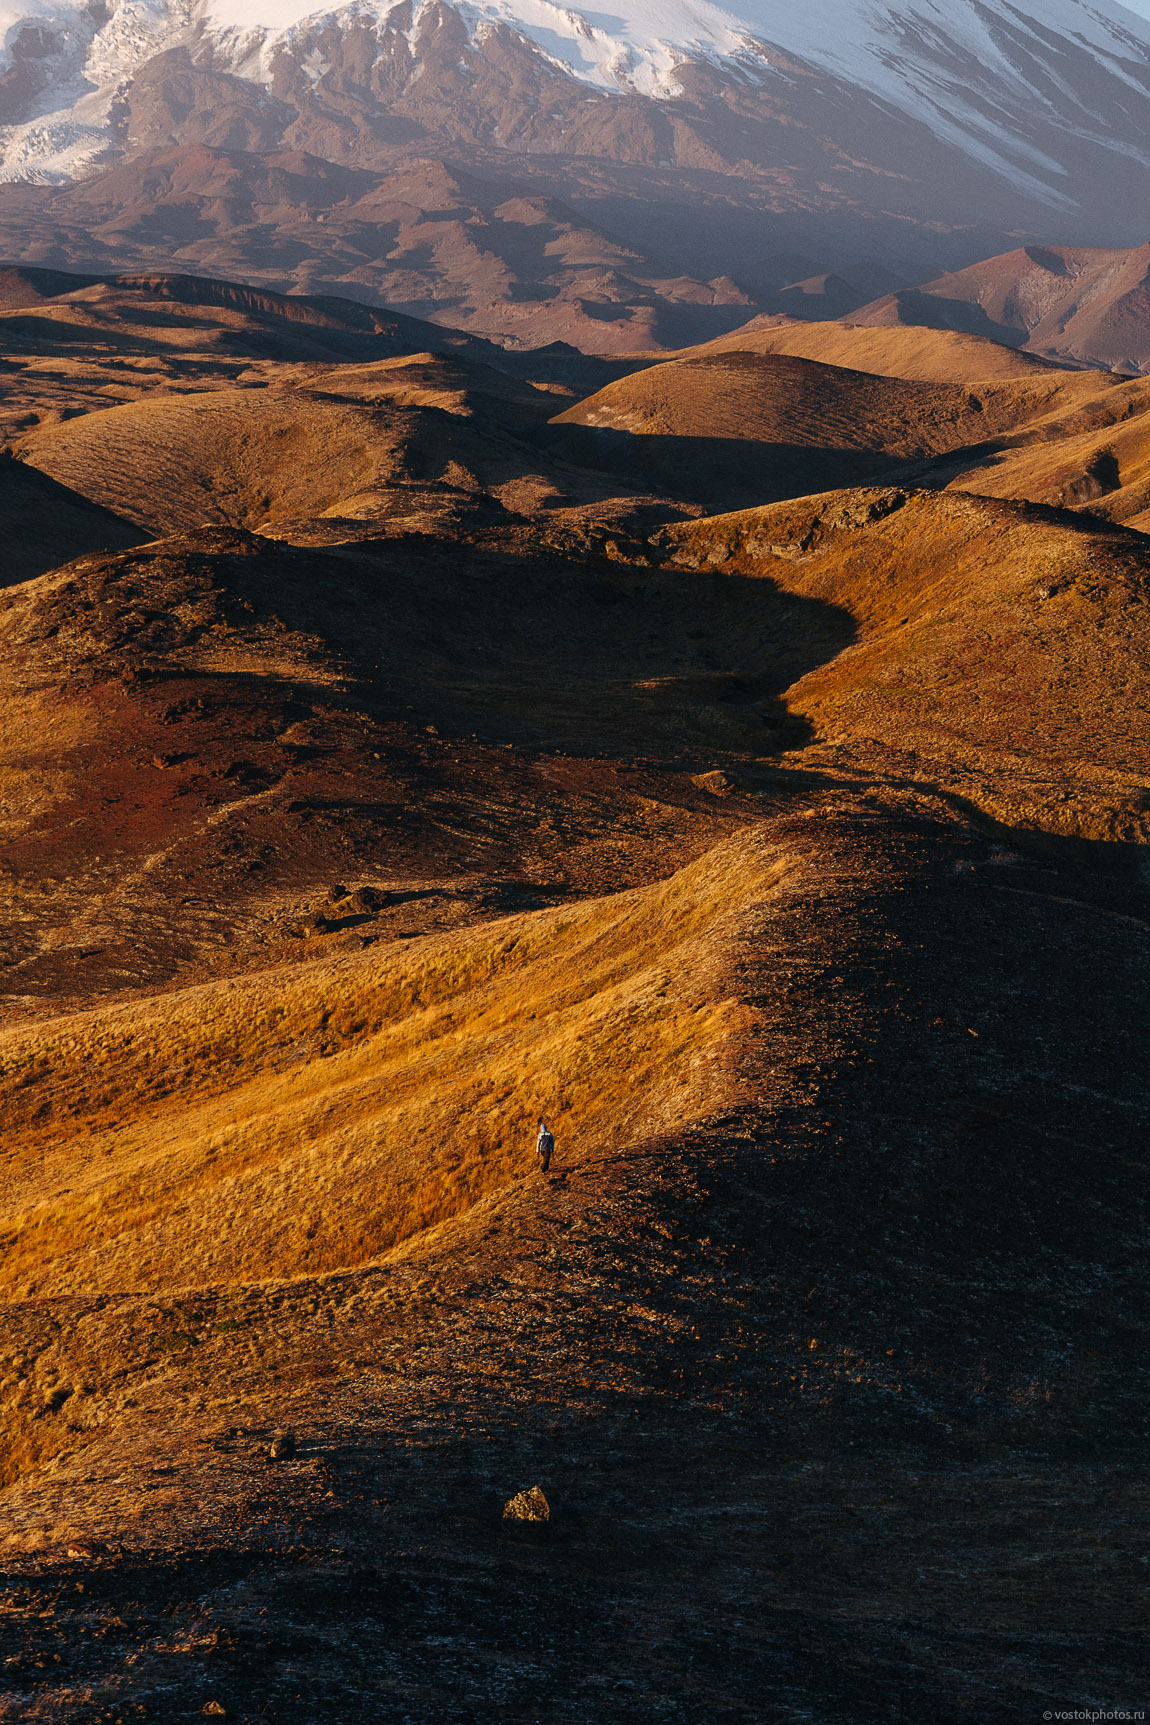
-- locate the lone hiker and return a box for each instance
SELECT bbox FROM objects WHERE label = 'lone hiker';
[535,1118,555,1174]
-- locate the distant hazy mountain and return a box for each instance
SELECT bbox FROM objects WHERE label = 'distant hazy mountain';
[3,0,1150,345]
[0,147,766,350]
[852,243,1150,373]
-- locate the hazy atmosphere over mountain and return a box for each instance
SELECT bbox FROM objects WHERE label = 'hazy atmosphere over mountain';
[1,0,1149,1721]
[2,0,1150,336]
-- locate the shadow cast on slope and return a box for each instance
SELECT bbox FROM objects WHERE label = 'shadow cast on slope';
[0,452,146,583]
[201,529,856,759]
[548,424,898,515]
[0,523,853,1007]
[8,523,857,760]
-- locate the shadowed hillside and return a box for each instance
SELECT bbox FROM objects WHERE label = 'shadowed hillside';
[0,456,146,583]
[0,265,628,456]
[0,798,1146,1723]
[0,265,505,364]
[17,368,567,535]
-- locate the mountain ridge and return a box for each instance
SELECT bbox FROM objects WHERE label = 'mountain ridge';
[851,242,1150,374]
[3,0,1150,284]
[6,0,1150,183]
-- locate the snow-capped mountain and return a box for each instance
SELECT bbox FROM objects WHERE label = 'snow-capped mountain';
[3,0,1150,350]
[3,0,1150,197]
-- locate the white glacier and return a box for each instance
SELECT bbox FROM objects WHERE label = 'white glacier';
[197,0,1150,107]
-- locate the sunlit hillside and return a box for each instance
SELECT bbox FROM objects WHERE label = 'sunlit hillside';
[0,833,772,1304]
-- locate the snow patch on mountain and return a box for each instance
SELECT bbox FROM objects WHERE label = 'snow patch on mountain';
[202,0,752,91]
[197,0,1150,109]
[0,0,194,179]
[3,0,1150,187]
[210,0,1150,203]
[0,113,109,182]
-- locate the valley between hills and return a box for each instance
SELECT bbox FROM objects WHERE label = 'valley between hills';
[0,268,1147,1723]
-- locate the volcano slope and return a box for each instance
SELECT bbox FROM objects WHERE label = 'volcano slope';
[0,353,1147,1718]
[850,242,1150,372]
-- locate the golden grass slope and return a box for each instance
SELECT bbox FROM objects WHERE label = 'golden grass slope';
[15,364,545,536]
[19,387,427,534]
[552,350,1030,449]
[549,349,1127,514]
[0,269,518,453]
[0,829,774,1302]
[658,486,1150,844]
[14,352,659,536]
[928,372,1150,532]
[672,316,1070,382]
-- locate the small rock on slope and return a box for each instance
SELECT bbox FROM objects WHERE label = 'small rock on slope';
[503,1485,549,1521]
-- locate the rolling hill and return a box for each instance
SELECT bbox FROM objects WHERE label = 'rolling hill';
[0,260,1147,1724]
[677,314,1072,382]
[926,373,1150,532]
[550,346,1118,511]
[0,262,537,448]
